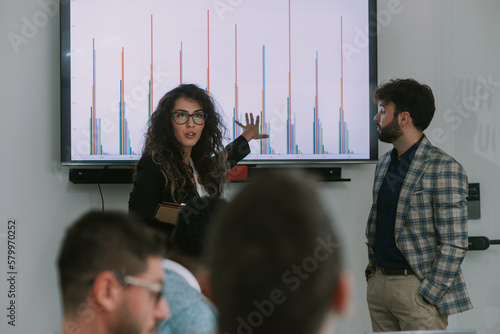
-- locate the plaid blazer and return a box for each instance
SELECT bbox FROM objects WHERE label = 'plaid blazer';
[366,135,473,316]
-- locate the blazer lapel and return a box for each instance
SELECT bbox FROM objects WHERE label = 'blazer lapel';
[373,153,391,204]
[394,136,432,239]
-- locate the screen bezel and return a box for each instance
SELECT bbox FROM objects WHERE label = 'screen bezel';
[60,0,378,167]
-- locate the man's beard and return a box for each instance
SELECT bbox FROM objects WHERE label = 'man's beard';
[110,300,157,334]
[377,116,403,143]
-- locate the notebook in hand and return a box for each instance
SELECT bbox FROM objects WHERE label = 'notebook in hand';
[153,202,184,225]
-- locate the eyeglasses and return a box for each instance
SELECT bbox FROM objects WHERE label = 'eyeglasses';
[113,271,164,304]
[172,111,207,125]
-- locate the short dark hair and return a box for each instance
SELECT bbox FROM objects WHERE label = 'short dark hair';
[208,170,343,334]
[57,210,165,314]
[373,78,435,131]
[171,195,226,259]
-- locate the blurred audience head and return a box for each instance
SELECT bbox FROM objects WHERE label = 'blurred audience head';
[207,170,349,334]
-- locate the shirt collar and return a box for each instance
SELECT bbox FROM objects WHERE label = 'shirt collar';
[189,158,208,197]
[162,258,201,292]
[390,135,424,165]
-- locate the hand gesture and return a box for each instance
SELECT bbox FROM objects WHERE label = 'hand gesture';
[236,113,270,142]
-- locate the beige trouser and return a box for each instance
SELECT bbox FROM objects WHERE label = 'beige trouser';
[366,267,448,332]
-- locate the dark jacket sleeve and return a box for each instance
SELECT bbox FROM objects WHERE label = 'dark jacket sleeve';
[225,135,251,168]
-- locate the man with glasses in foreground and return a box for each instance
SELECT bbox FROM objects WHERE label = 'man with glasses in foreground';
[57,210,170,334]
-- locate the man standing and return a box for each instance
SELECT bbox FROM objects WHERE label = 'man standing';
[366,78,472,331]
[57,211,170,334]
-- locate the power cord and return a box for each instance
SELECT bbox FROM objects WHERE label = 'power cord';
[97,182,104,212]
[94,165,108,212]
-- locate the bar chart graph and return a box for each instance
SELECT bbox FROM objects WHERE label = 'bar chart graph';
[69,0,371,162]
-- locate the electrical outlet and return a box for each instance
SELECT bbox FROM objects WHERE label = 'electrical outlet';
[467,183,480,220]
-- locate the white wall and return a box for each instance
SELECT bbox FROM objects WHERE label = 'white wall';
[449,1,500,332]
[0,1,134,333]
[1,1,498,333]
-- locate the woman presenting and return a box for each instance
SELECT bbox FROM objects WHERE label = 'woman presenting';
[129,84,268,223]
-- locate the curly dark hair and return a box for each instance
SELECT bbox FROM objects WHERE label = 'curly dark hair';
[373,78,435,131]
[139,84,229,203]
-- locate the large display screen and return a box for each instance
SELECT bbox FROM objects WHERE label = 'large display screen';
[61,0,378,166]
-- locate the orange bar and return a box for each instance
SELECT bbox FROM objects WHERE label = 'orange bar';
[207,10,210,93]
[234,24,238,138]
[92,38,96,154]
[121,47,125,154]
[150,15,153,118]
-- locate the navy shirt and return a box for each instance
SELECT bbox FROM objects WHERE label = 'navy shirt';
[375,136,423,269]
